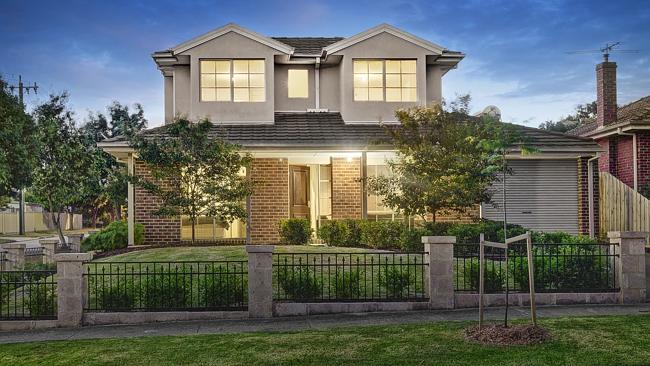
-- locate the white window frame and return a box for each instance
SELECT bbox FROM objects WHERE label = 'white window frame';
[200,59,265,103]
[352,59,417,102]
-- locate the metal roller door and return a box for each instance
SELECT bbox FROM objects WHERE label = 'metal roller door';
[481,159,579,234]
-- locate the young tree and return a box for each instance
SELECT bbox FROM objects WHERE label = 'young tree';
[538,101,597,133]
[129,118,253,244]
[0,76,38,200]
[367,99,527,222]
[31,94,97,244]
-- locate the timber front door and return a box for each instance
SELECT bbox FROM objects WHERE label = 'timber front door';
[290,165,310,219]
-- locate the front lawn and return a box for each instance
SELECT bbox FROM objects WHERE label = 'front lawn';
[1,315,649,365]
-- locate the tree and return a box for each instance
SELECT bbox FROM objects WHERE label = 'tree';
[366,98,526,222]
[80,102,147,225]
[0,76,38,200]
[129,118,253,243]
[31,94,97,244]
[538,101,597,133]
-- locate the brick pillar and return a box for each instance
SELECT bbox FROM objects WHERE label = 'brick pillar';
[40,239,58,264]
[331,157,362,219]
[423,236,455,309]
[596,61,617,127]
[246,245,274,318]
[609,231,647,304]
[55,253,92,327]
[249,158,289,244]
[3,243,25,270]
[134,160,181,245]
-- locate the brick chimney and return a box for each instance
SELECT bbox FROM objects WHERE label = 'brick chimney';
[596,61,617,127]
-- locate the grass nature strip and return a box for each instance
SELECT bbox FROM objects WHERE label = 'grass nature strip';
[1,315,649,365]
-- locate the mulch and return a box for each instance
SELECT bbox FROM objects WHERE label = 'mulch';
[464,324,551,346]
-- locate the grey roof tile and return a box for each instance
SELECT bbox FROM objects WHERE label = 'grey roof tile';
[271,37,344,54]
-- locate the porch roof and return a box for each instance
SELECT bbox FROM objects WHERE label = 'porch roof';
[99,112,600,154]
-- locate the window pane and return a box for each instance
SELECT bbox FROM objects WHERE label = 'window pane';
[386,88,401,102]
[215,60,230,74]
[401,74,416,88]
[233,88,249,102]
[249,88,265,102]
[368,60,383,74]
[233,60,248,73]
[216,88,231,101]
[385,74,400,88]
[354,87,368,101]
[216,74,230,87]
[368,73,383,88]
[201,60,216,73]
[402,88,417,102]
[201,88,216,101]
[369,88,383,101]
[201,74,216,88]
[385,60,400,73]
[233,74,249,87]
[353,74,368,88]
[401,60,416,73]
[353,60,367,73]
[288,69,308,98]
[249,60,265,73]
[249,73,265,88]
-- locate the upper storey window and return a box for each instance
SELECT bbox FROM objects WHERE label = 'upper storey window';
[200,59,265,102]
[353,59,417,102]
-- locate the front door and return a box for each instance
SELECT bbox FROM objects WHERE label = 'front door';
[290,165,310,219]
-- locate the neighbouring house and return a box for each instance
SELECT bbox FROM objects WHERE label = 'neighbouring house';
[568,61,650,193]
[99,23,600,245]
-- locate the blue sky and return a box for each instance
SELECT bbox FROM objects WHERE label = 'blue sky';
[1,0,648,128]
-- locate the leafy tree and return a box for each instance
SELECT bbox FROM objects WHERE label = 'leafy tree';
[129,118,253,243]
[539,101,597,133]
[31,93,98,244]
[366,98,527,222]
[0,76,38,199]
[81,102,147,225]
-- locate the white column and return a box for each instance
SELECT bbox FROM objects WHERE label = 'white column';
[127,154,135,246]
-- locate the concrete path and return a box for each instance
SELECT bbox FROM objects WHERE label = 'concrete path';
[1,304,649,344]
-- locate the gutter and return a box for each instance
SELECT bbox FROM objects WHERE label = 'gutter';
[616,128,638,190]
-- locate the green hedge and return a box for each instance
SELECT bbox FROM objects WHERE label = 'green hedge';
[278,219,313,245]
[81,220,144,252]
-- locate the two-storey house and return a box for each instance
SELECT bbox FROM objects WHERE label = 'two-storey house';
[100,23,601,245]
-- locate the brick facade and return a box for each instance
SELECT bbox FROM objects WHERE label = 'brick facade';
[249,158,289,244]
[616,136,635,187]
[134,160,181,245]
[577,156,599,236]
[597,132,650,192]
[331,157,362,219]
[638,132,650,189]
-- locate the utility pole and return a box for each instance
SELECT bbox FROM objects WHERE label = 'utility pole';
[8,75,38,235]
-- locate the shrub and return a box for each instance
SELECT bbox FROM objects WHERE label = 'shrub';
[318,220,362,247]
[459,259,504,293]
[277,266,322,300]
[81,220,144,252]
[278,219,313,245]
[380,265,416,299]
[198,271,246,308]
[359,221,405,249]
[399,227,428,252]
[99,280,137,311]
[333,269,362,299]
[142,270,191,309]
[28,283,56,317]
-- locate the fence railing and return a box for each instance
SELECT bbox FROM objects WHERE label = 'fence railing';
[84,261,248,312]
[25,247,44,257]
[273,252,428,302]
[0,270,57,320]
[454,243,618,293]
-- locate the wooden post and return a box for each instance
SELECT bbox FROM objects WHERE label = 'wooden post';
[479,233,485,328]
[525,231,537,326]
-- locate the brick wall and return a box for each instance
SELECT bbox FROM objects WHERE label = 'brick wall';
[616,136,635,187]
[637,132,650,189]
[577,156,599,235]
[134,160,181,245]
[436,206,480,224]
[331,157,362,219]
[249,158,289,244]
[597,139,611,173]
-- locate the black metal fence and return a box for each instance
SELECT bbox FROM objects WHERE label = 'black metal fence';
[454,243,618,293]
[0,270,57,320]
[273,252,428,302]
[84,261,248,312]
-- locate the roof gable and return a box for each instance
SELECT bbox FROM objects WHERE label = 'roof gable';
[324,24,446,55]
[170,23,294,55]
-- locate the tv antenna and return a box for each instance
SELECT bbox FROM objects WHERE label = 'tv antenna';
[566,42,639,62]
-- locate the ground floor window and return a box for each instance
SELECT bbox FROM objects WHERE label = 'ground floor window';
[180,216,246,241]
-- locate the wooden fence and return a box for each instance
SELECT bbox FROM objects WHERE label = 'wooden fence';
[599,172,650,243]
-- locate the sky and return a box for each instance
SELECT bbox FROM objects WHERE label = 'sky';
[1,0,649,128]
